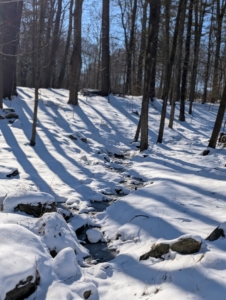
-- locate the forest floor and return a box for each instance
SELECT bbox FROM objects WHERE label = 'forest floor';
[0,88,226,299]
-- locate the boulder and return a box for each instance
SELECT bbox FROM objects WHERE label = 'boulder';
[14,202,57,217]
[206,226,225,241]
[5,270,40,300]
[140,243,170,260]
[171,237,201,254]
[140,235,202,260]
[3,191,57,217]
[5,112,19,119]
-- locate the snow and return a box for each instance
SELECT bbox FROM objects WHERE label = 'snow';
[86,228,103,243]
[3,191,55,212]
[1,88,226,298]
[52,247,82,280]
[0,224,51,300]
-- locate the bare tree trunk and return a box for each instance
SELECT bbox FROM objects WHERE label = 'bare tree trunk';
[208,83,226,148]
[30,0,45,146]
[58,0,74,88]
[169,0,187,128]
[210,0,226,104]
[3,1,23,99]
[179,0,193,121]
[161,0,171,100]
[0,3,4,108]
[157,0,184,143]
[68,0,83,105]
[140,0,161,151]
[202,5,214,104]
[188,0,207,114]
[101,0,110,96]
[44,0,63,88]
[136,0,148,95]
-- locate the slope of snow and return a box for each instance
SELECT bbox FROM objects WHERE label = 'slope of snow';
[0,88,226,299]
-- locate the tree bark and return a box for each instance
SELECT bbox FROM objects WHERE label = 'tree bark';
[44,0,63,88]
[101,0,110,96]
[30,0,45,146]
[208,83,226,148]
[157,0,184,143]
[188,0,207,114]
[140,0,161,151]
[210,0,226,103]
[68,0,83,105]
[169,0,187,128]
[3,1,23,99]
[58,0,74,88]
[136,0,148,95]
[202,5,214,104]
[179,0,193,121]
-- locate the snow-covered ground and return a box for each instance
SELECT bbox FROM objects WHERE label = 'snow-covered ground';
[1,88,226,299]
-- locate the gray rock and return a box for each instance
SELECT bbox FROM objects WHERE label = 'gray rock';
[84,290,91,299]
[3,108,15,113]
[140,243,170,260]
[140,237,202,260]
[5,270,40,300]
[5,112,19,119]
[68,134,77,140]
[171,237,201,254]
[14,202,57,217]
[206,226,225,241]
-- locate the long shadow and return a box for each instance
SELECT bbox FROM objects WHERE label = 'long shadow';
[21,101,95,181]
[142,152,226,183]
[17,88,34,99]
[111,254,226,298]
[1,123,56,196]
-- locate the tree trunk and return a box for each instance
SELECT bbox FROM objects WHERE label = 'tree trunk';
[68,0,83,105]
[125,0,137,94]
[140,0,161,151]
[30,0,45,146]
[208,82,226,148]
[3,1,23,99]
[58,0,74,88]
[169,0,187,128]
[0,3,4,108]
[101,0,110,96]
[210,0,226,104]
[44,0,63,88]
[202,5,214,104]
[179,0,193,121]
[136,0,148,95]
[188,0,207,114]
[157,0,184,143]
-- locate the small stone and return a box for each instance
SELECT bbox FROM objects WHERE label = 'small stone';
[5,112,19,119]
[3,108,15,113]
[203,150,210,156]
[84,290,91,299]
[68,134,77,140]
[6,169,19,178]
[81,137,87,143]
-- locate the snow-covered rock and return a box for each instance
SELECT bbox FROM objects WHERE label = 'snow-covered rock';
[86,228,103,243]
[52,247,82,280]
[3,191,56,217]
[0,224,50,300]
